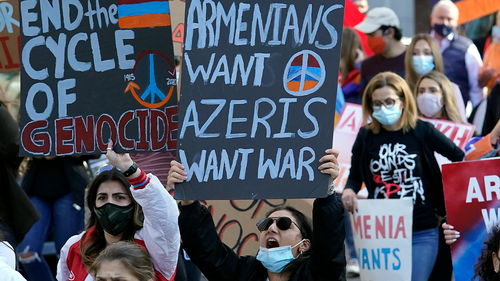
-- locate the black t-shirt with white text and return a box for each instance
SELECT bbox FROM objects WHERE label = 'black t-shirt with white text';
[368,128,437,231]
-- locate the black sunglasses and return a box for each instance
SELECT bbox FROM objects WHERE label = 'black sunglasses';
[256,217,300,232]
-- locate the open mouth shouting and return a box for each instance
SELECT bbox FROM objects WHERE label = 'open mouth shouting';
[266,238,280,249]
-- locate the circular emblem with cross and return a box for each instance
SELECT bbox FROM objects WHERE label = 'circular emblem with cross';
[283,50,326,96]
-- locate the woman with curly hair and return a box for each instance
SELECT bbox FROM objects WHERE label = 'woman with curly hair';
[473,224,500,280]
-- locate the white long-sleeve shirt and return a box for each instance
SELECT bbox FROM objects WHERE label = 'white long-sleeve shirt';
[0,242,26,281]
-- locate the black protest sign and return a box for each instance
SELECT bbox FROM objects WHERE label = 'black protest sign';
[19,0,178,156]
[176,0,344,200]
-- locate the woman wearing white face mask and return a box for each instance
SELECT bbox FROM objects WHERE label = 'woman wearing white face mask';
[415,71,464,123]
[168,149,346,281]
[404,34,467,122]
[342,72,464,281]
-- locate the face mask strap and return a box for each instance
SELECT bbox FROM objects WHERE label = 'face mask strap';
[291,239,307,250]
[291,239,309,258]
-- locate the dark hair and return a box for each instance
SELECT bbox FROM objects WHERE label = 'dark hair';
[265,205,313,274]
[473,224,500,281]
[340,28,366,85]
[380,25,403,41]
[90,242,155,281]
[80,168,143,269]
[0,85,10,110]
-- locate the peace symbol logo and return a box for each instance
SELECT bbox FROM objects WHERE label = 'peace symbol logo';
[124,50,176,109]
[283,50,326,96]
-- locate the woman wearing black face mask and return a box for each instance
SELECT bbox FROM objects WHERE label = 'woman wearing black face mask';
[56,141,180,281]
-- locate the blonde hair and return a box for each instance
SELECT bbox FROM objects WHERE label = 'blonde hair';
[362,72,418,134]
[415,71,464,123]
[340,28,365,85]
[405,33,444,90]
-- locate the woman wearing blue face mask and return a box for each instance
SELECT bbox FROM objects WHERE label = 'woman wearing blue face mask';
[168,150,346,281]
[404,33,467,122]
[341,72,464,281]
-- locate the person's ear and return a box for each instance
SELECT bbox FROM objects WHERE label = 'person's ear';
[493,252,500,273]
[299,239,311,253]
[385,28,395,39]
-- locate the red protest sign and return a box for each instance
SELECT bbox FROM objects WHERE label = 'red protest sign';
[419,117,474,167]
[332,103,367,196]
[443,158,500,280]
[419,117,474,150]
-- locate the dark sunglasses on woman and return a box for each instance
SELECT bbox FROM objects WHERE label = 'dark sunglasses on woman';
[256,217,300,232]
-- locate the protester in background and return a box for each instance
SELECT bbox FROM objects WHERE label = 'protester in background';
[430,0,485,108]
[414,71,464,280]
[0,232,26,281]
[340,27,366,105]
[168,149,346,281]
[57,142,180,281]
[0,88,39,253]
[478,10,500,94]
[338,28,364,275]
[89,242,155,281]
[471,82,500,137]
[405,33,467,121]
[19,154,93,281]
[351,0,369,14]
[473,10,499,57]
[415,71,464,123]
[467,12,496,50]
[355,7,407,97]
[342,72,464,281]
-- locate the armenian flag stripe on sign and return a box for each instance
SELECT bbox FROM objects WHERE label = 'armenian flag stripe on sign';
[117,0,171,29]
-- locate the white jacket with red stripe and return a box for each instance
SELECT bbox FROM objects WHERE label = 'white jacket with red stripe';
[56,173,180,281]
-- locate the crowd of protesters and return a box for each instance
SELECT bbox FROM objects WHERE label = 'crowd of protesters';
[1,0,500,281]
